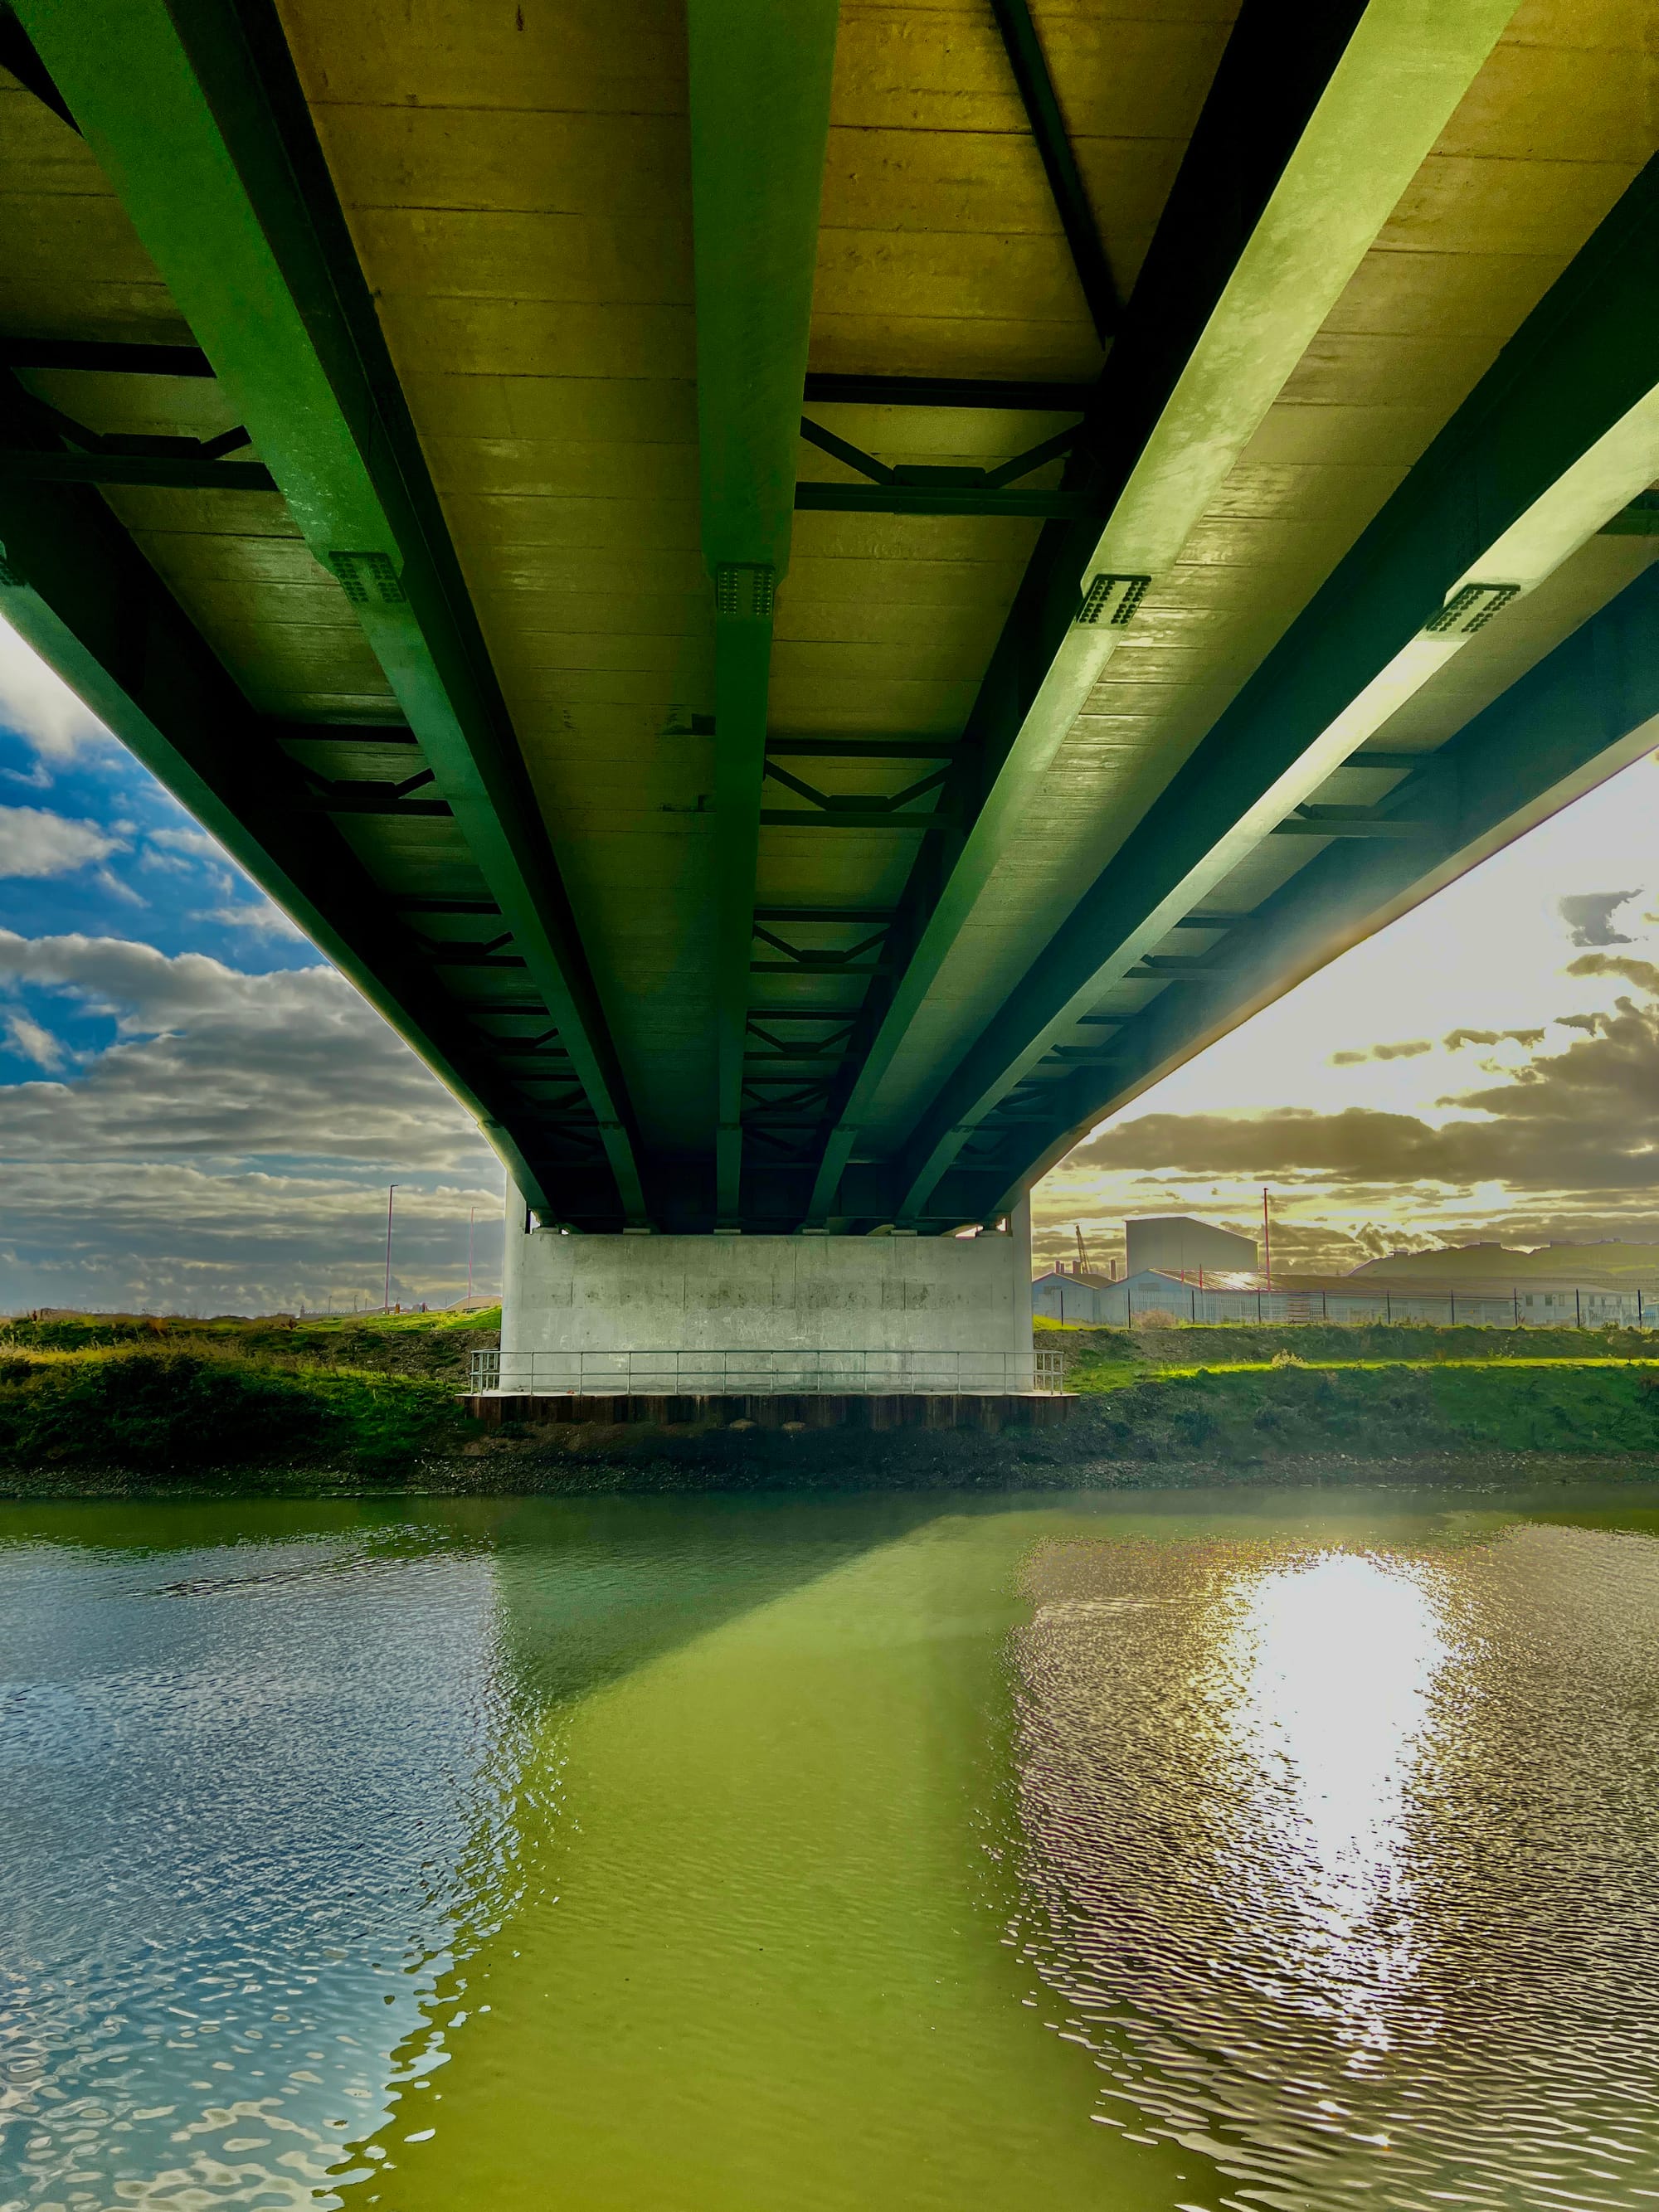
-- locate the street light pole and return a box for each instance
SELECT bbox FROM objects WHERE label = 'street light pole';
[1262,1185,1272,1292]
[467,1205,477,1302]
[384,1184,400,1312]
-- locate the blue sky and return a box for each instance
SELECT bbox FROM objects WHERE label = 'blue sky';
[0,721,315,974]
[0,620,503,1315]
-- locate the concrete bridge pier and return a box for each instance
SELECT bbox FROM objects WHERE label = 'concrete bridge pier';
[496,1193,1035,1405]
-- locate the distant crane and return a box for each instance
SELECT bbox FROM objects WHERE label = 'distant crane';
[1074,1223,1092,1277]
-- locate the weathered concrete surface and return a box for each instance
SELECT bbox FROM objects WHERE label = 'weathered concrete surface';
[501,1193,1034,1392]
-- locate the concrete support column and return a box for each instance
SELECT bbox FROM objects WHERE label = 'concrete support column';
[1009,1194,1034,1347]
[496,1208,1036,1396]
[501,1178,533,1362]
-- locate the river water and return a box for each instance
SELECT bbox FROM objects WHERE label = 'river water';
[3,1487,1659,2211]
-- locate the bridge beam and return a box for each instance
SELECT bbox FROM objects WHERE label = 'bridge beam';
[896,157,1659,1218]
[988,0,1119,344]
[805,0,1520,1224]
[0,379,557,1215]
[16,0,651,1226]
[932,555,1659,1221]
[687,0,839,1226]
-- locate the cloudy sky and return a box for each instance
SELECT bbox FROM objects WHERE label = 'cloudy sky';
[0,620,502,1315]
[1034,752,1659,1276]
[1,613,1656,1312]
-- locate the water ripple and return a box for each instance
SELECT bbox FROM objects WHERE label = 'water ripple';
[1007,1521,1659,2209]
[0,1523,524,2211]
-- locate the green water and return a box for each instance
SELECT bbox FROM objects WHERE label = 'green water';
[5,1485,1659,2210]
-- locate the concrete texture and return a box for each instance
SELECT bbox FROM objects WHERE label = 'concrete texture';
[500,1190,1034,1393]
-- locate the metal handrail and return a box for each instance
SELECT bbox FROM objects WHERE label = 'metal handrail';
[469,1347,1039,1395]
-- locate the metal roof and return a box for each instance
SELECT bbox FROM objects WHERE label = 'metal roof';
[1,0,1655,1232]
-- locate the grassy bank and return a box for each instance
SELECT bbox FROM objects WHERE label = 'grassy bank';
[1038,1316,1659,1369]
[2,1304,499,1383]
[0,1309,492,1483]
[2,1311,1659,1495]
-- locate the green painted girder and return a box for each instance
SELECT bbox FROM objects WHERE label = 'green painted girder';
[687,0,839,1226]
[0,385,557,1216]
[0,450,275,490]
[16,0,649,1227]
[987,0,1118,343]
[896,154,1659,1221]
[934,556,1659,1223]
[0,338,214,377]
[805,0,1520,1227]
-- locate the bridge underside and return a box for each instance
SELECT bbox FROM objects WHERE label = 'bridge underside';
[0,0,1655,1243]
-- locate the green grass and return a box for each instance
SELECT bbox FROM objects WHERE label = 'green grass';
[0,1315,485,1479]
[1037,1319,1659,1462]
[0,1352,471,1475]
[2,1311,1658,1491]
[1038,1316,1659,1365]
[0,1305,499,1384]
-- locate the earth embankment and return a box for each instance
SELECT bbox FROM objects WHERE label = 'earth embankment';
[2,1310,1659,1495]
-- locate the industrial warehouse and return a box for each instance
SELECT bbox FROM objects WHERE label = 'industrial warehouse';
[1033,1218,1659,1328]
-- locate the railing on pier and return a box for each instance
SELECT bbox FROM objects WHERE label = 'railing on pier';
[469,1348,1042,1396]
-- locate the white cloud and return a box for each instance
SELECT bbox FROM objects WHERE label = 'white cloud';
[0,806,122,878]
[1035,755,1659,1273]
[93,864,145,906]
[0,616,113,760]
[198,900,307,941]
[148,825,225,862]
[0,930,479,1165]
[2,1010,66,1071]
[0,1159,505,1315]
[0,931,508,1313]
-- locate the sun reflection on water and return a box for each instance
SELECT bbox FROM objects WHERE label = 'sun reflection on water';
[1009,1520,1659,2209]
[1228,1551,1448,2057]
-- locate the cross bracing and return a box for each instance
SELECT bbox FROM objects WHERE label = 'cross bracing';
[0,0,1654,1232]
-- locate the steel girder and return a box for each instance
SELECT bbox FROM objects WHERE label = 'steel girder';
[0,379,563,1212]
[803,0,1520,1226]
[932,557,1659,1222]
[986,0,1118,344]
[16,0,650,1225]
[896,155,1659,1219]
[686,0,839,1227]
